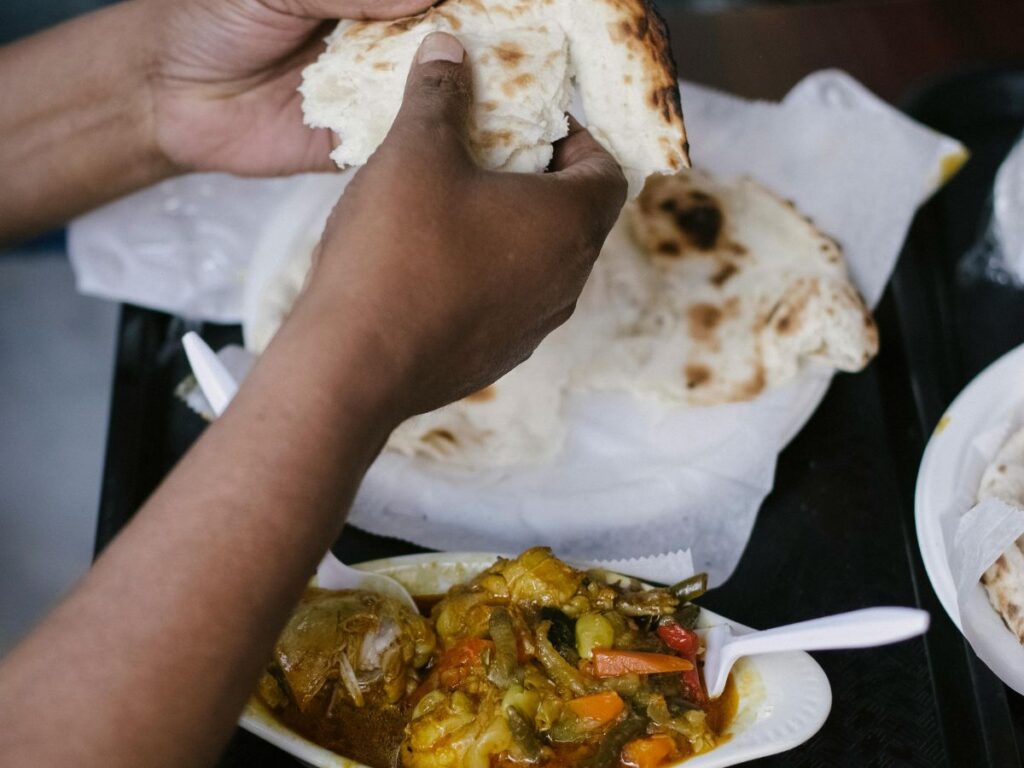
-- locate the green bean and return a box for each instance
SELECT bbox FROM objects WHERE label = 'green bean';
[668,573,708,603]
[535,621,592,698]
[547,712,589,744]
[487,608,518,688]
[506,705,542,761]
[584,714,648,768]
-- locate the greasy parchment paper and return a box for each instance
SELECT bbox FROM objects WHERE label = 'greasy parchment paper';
[69,71,965,585]
[943,407,1024,695]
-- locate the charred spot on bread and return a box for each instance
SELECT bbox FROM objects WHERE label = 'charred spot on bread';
[478,130,515,148]
[673,196,724,251]
[687,304,723,342]
[710,262,739,287]
[494,42,526,66]
[733,365,767,399]
[684,364,712,389]
[502,73,535,96]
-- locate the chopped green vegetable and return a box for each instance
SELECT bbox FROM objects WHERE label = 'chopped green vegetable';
[547,711,589,744]
[536,621,592,698]
[668,573,708,603]
[506,705,542,761]
[584,714,648,768]
[502,684,540,719]
[671,604,701,630]
[575,612,615,660]
[487,607,519,688]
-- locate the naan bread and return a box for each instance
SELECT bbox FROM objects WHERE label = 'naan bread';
[300,0,688,195]
[575,171,879,404]
[386,331,572,467]
[246,168,877,468]
[977,428,1024,643]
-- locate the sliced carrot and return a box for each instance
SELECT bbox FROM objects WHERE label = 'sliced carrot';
[622,735,676,768]
[566,691,624,726]
[591,649,693,678]
[436,638,493,689]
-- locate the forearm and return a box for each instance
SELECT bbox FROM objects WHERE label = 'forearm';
[0,293,401,767]
[0,1,174,245]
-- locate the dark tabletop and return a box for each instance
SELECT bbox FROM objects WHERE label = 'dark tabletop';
[95,2,1024,766]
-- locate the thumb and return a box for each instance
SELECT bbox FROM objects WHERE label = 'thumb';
[387,32,473,161]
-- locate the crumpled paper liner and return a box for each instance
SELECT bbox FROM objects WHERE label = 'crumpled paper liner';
[943,410,1024,695]
[71,70,964,585]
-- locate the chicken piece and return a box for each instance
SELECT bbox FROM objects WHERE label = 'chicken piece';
[267,588,435,713]
[433,548,585,646]
[494,547,584,607]
[405,688,522,768]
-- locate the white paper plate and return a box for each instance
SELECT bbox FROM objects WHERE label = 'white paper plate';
[240,552,831,768]
[915,341,1024,628]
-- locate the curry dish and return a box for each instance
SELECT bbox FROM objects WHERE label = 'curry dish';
[256,548,737,768]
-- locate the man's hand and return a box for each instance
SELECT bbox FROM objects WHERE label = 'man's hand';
[0,0,432,243]
[148,0,435,176]
[292,32,627,420]
[0,30,626,768]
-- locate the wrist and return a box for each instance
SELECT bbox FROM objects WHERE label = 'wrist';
[120,1,181,183]
[263,285,412,452]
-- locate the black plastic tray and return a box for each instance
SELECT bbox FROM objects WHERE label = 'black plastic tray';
[96,68,1024,767]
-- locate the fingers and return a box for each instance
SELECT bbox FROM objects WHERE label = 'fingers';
[549,117,627,230]
[384,33,473,164]
[266,0,437,21]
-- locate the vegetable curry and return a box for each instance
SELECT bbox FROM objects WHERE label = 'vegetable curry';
[256,548,737,768]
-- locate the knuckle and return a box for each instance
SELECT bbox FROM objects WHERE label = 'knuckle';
[416,65,471,99]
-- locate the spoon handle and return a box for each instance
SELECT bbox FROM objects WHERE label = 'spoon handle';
[728,607,929,656]
[183,332,239,417]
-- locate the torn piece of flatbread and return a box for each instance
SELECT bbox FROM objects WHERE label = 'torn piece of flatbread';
[977,428,1024,643]
[300,0,688,195]
[574,170,879,405]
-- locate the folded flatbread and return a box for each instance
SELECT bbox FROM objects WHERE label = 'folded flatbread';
[300,0,688,195]
[246,169,878,469]
[977,428,1024,643]
[575,171,879,405]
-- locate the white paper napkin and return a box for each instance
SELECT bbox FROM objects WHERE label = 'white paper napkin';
[943,412,1024,695]
[70,71,964,585]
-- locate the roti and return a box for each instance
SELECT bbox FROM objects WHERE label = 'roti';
[574,171,879,405]
[246,169,878,468]
[977,427,1024,643]
[300,0,688,195]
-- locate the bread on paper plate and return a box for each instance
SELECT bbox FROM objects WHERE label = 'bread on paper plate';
[245,169,879,469]
[576,171,879,406]
[299,0,689,196]
[976,428,1024,643]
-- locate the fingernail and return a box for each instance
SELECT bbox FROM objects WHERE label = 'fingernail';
[417,32,464,64]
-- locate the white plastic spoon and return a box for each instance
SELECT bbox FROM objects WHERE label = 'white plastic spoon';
[180,331,419,612]
[701,606,930,699]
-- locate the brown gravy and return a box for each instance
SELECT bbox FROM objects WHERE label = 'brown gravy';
[259,671,737,768]
[262,693,408,768]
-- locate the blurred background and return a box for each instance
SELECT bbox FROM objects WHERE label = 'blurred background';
[0,0,1020,653]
